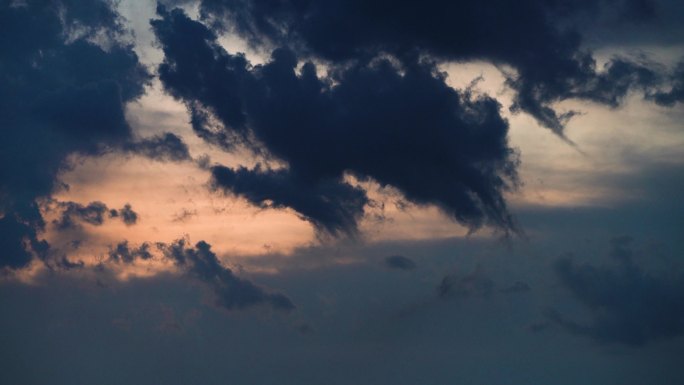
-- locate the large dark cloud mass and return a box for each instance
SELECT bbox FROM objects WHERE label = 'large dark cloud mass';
[0,0,148,268]
[182,0,680,138]
[153,6,520,235]
[551,238,684,346]
[0,1,191,269]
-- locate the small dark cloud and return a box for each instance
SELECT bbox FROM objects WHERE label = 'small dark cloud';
[437,265,495,300]
[158,239,295,312]
[108,241,153,264]
[383,255,417,271]
[53,201,138,230]
[118,204,138,226]
[103,238,294,312]
[551,239,684,346]
[53,201,108,230]
[499,281,531,294]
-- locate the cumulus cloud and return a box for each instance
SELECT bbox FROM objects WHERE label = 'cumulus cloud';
[153,7,521,236]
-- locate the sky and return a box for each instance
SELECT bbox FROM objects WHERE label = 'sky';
[1,0,684,384]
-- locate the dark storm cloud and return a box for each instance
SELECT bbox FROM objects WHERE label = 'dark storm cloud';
[53,201,138,230]
[158,239,295,312]
[186,0,679,137]
[551,240,684,346]
[383,255,417,271]
[153,7,520,235]
[0,0,151,269]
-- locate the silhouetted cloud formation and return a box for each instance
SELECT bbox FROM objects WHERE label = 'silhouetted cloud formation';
[110,203,138,226]
[384,255,417,270]
[153,6,520,235]
[180,0,679,138]
[551,238,684,346]
[0,0,150,269]
[108,241,153,264]
[0,1,198,269]
[54,201,109,229]
[158,239,295,311]
[54,201,138,230]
